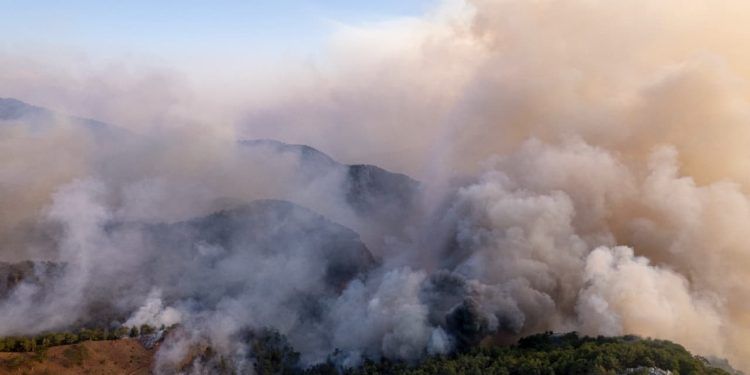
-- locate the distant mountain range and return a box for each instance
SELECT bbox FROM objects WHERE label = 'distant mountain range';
[1,98,421,222]
[0,97,121,139]
[0,97,417,325]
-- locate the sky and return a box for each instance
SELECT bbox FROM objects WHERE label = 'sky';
[0,1,437,74]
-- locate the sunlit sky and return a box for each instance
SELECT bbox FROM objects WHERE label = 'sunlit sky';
[0,1,436,71]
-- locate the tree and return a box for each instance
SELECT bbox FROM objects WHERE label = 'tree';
[140,324,155,335]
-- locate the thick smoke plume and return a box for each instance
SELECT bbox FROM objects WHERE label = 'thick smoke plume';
[2,0,750,372]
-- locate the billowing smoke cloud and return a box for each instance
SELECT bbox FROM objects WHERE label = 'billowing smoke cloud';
[2,0,750,372]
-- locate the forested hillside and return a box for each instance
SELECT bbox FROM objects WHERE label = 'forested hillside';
[211,331,738,375]
[0,327,739,374]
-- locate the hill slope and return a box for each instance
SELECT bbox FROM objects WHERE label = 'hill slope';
[0,339,152,374]
[0,332,738,374]
[0,97,126,139]
[238,139,420,219]
[306,332,738,375]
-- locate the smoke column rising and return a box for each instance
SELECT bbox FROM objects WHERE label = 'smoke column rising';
[2,0,750,372]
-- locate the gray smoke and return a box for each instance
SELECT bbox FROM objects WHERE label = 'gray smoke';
[2,0,750,372]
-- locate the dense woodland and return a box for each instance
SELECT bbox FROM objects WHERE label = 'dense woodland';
[251,331,735,375]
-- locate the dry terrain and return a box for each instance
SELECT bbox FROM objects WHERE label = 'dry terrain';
[0,339,153,374]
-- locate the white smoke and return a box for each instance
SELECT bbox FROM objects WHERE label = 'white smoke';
[124,289,183,329]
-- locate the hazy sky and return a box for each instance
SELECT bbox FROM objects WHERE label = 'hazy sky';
[0,1,436,73]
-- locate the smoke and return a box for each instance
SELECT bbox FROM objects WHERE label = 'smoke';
[124,289,183,329]
[2,0,750,372]
[577,246,724,356]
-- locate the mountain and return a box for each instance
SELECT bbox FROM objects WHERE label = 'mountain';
[0,98,47,121]
[137,199,376,293]
[1,97,421,221]
[0,97,126,140]
[239,139,421,228]
[0,199,376,331]
[0,261,62,300]
[74,199,377,326]
[239,139,339,169]
[1,98,421,222]
[345,163,418,216]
